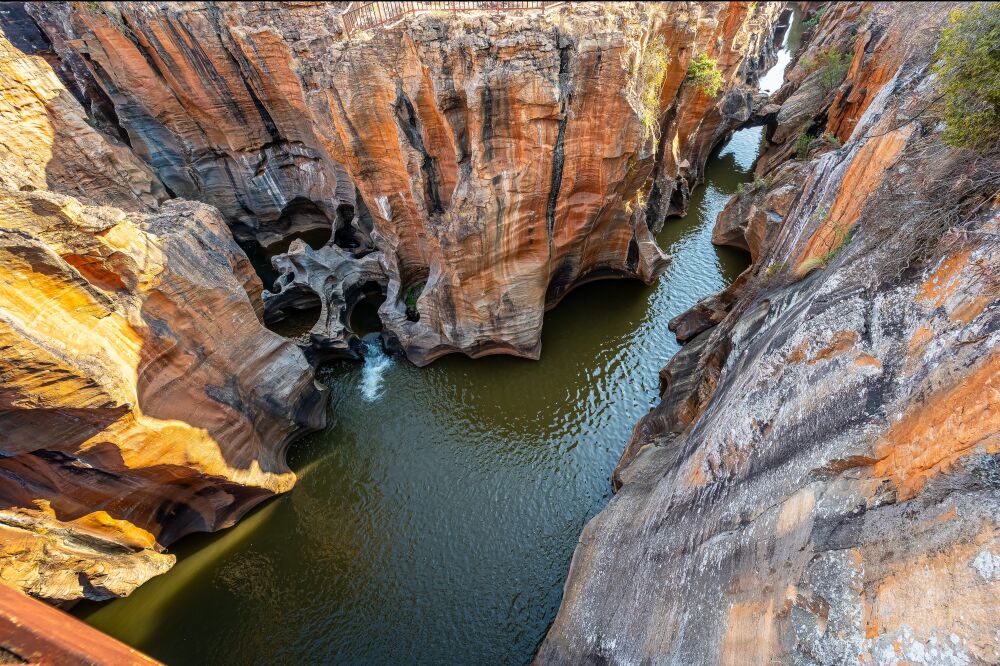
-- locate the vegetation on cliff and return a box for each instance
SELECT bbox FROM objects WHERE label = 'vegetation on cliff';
[933,1,1000,150]
[625,35,670,141]
[686,53,724,97]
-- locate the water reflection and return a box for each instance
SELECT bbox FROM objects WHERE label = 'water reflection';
[759,6,804,95]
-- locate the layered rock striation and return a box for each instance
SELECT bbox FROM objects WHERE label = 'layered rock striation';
[541,3,1000,664]
[29,1,784,365]
[0,29,325,603]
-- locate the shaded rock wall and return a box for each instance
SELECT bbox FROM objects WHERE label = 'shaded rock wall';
[540,3,1000,664]
[30,1,783,365]
[0,32,326,603]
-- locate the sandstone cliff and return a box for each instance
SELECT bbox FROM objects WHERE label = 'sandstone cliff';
[0,29,325,603]
[541,2,1000,664]
[30,1,784,365]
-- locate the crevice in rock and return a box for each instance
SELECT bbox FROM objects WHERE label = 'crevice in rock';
[202,2,282,144]
[347,281,387,337]
[546,40,572,237]
[394,90,444,216]
[481,83,494,162]
[160,18,252,131]
[114,13,169,87]
[333,204,360,249]
[643,98,681,232]
[401,274,428,323]
[626,236,640,272]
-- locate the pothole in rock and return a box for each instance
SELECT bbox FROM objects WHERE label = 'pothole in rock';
[267,290,321,343]
[348,281,387,338]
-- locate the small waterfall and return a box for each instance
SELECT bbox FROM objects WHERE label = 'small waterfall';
[359,336,392,402]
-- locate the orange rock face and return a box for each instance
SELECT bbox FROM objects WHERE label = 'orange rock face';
[541,3,1000,664]
[29,1,783,365]
[0,581,162,664]
[0,32,325,603]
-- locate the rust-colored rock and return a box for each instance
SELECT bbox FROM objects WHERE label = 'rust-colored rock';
[30,1,784,365]
[0,581,161,664]
[0,33,163,209]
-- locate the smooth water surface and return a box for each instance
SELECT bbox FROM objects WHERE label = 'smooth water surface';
[77,23,801,662]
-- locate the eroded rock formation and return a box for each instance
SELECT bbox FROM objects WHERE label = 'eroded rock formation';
[29,1,784,365]
[264,241,387,362]
[0,29,325,603]
[540,3,1000,664]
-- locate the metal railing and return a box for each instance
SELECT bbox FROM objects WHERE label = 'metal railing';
[341,2,564,38]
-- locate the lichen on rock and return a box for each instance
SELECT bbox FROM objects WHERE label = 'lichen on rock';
[540,3,1000,664]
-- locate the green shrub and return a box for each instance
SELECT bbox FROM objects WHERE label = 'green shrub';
[796,132,815,158]
[802,4,827,30]
[737,177,771,196]
[822,131,842,148]
[933,2,1000,150]
[687,53,724,97]
[813,48,849,93]
[404,281,425,310]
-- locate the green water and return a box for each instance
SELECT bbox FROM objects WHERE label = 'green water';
[78,16,805,662]
[75,126,760,664]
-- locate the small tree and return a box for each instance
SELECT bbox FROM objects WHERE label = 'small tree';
[933,2,1000,150]
[805,48,849,93]
[687,53,724,97]
[802,4,827,30]
[796,132,815,158]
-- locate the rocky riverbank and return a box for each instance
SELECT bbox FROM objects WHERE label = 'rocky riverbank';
[539,3,1000,663]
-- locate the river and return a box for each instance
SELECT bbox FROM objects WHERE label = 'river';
[76,11,801,664]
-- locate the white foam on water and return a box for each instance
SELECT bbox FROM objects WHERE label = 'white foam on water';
[359,341,392,402]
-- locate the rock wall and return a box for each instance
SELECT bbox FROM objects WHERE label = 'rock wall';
[0,30,325,603]
[540,3,1000,664]
[29,1,783,365]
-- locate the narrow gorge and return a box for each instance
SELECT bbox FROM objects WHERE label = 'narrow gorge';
[0,2,997,665]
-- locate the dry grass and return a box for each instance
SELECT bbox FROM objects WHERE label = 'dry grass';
[856,137,1000,284]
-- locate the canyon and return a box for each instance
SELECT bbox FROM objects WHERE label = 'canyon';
[0,1,996,664]
[25,0,784,366]
[1,0,782,605]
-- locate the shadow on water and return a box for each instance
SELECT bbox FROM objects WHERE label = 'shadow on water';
[74,46,797,664]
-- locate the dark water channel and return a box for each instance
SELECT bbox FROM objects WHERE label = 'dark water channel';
[77,15,801,663]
